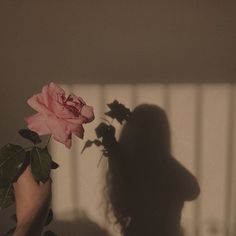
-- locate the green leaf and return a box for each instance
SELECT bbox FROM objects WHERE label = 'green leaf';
[0,144,27,184]
[30,147,52,183]
[19,129,42,144]
[44,208,53,226]
[0,184,14,209]
[81,139,103,153]
[105,100,131,124]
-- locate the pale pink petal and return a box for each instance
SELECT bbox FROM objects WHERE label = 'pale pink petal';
[41,84,51,108]
[45,115,72,147]
[78,96,86,105]
[25,113,51,135]
[54,105,76,119]
[67,93,85,106]
[50,100,67,117]
[65,105,94,124]
[66,117,85,125]
[27,94,52,115]
[64,138,72,148]
[62,93,84,118]
[73,125,84,139]
[45,85,77,119]
[48,82,65,95]
[67,123,84,139]
[80,105,95,123]
[46,83,70,118]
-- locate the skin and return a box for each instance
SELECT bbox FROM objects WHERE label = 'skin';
[13,167,51,236]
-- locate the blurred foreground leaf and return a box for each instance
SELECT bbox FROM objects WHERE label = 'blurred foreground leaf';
[0,144,27,185]
[0,184,14,209]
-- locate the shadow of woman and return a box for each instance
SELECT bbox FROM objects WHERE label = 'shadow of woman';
[105,104,200,236]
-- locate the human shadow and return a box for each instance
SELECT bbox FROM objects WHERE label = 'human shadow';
[105,104,200,236]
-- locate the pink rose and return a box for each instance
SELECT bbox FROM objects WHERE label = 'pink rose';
[25,82,95,148]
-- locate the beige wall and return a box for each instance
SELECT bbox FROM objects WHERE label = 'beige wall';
[0,1,236,235]
[47,83,235,236]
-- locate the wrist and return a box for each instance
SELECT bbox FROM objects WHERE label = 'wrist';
[14,208,48,236]
[14,221,41,236]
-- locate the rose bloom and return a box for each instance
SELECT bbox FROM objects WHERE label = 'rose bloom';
[25,82,94,148]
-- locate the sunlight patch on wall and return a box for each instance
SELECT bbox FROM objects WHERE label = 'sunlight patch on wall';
[50,83,236,236]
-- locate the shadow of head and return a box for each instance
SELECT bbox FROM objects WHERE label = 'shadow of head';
[120,103,171,159]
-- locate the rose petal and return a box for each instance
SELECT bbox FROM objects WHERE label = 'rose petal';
[46,83,71,118]
[64,138,72,148]
[41,84,51,108]
[69,124,84,139]
[27,94,52,115]
[25,113,51,135]
[45,115,71,146]
[80,105,95,123]
[48,82,65,95]
[68,93,86,106]
[47,87,79,119]
[63,93,84,118]
[51,102,70,118]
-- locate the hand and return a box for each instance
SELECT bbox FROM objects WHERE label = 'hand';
[13,167,52,236]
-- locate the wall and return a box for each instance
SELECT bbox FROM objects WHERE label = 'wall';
[47,83,236,236]
[0,1,235,235]
[1,0,236,147]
